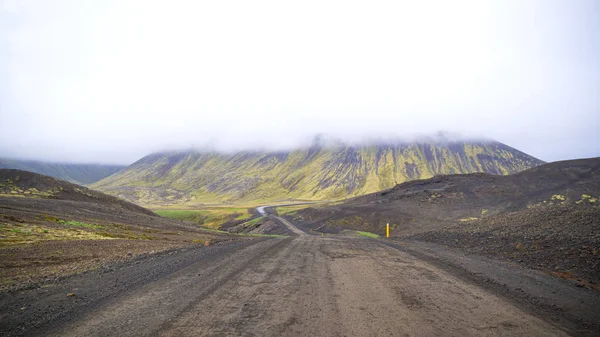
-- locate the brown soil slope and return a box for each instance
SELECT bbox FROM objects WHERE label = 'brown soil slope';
[289,157,600,283]
[0,170,237,291]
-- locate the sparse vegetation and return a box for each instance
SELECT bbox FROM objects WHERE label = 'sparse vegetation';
[577,194,598,203]
[0,223,112,246]
[356,231,379,238]
[56,219,106,230]
[430,193,441,200]
[241,216,264,228]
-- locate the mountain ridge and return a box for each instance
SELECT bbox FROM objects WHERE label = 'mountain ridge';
[0,158,124,185]
[92,139,544,206]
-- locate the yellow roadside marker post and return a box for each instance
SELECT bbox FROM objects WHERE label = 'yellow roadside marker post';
[386,223,390,238]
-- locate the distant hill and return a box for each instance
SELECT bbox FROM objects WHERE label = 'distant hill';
[0,158,124,185]
[92,139,544,206]
[0,169,153,215]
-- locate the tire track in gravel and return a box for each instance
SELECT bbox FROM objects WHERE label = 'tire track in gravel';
[25,235,583,336]
[156,236,344,337]
[50,238,291,337]
[59,235,568,337]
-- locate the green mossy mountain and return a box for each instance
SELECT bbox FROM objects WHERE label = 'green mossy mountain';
[0,158,124,185]
[92,139,544,206]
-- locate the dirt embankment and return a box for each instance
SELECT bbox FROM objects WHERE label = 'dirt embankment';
[409,204,600,286]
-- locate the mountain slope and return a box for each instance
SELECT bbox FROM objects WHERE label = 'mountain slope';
[0,158,124,185]
[92,139,544,206]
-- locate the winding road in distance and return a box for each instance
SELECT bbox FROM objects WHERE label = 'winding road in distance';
[6,206,599,337]
[257,204,309,236]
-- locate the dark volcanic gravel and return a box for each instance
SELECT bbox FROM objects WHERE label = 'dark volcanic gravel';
[410,204,600,286]
[0,238,266,337]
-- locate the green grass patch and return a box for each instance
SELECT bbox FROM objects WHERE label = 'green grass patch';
[356,231,379,238]
[56,220,106,230]
[192,223,287,238]
[241,216,264,227]
[1,223,112,245]
[194,227,230,234]
[154,209,206,222]
[275,205,312,215]
[154,207,253,229]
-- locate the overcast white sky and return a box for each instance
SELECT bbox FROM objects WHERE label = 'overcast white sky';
[1,0,598,164]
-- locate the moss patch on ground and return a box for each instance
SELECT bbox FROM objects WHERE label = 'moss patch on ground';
[0,223,112,246]
[275,205,313,216]
[356,231,379,238]
[154,207,253,229]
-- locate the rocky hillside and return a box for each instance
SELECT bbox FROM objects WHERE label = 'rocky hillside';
[286,157,600,284]
[0,170,237,291]
[92,139,543,206]
[0,158,123,185]
[290,157,599,234]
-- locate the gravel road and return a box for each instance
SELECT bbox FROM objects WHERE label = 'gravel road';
[50,236,569,337]
[271,215,308,236]
[3,219,599,336]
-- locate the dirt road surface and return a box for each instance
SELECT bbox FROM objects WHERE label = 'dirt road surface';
[49,236,566,337]
[271,215,308,236]
[3,218,599,336]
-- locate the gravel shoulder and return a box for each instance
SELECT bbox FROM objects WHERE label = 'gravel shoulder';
[381,239,600,335]
[0,238,270,337]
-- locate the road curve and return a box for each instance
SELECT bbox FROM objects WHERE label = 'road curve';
[257,204,309,236]
[256,205,268,215]
[256,202,316,216]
